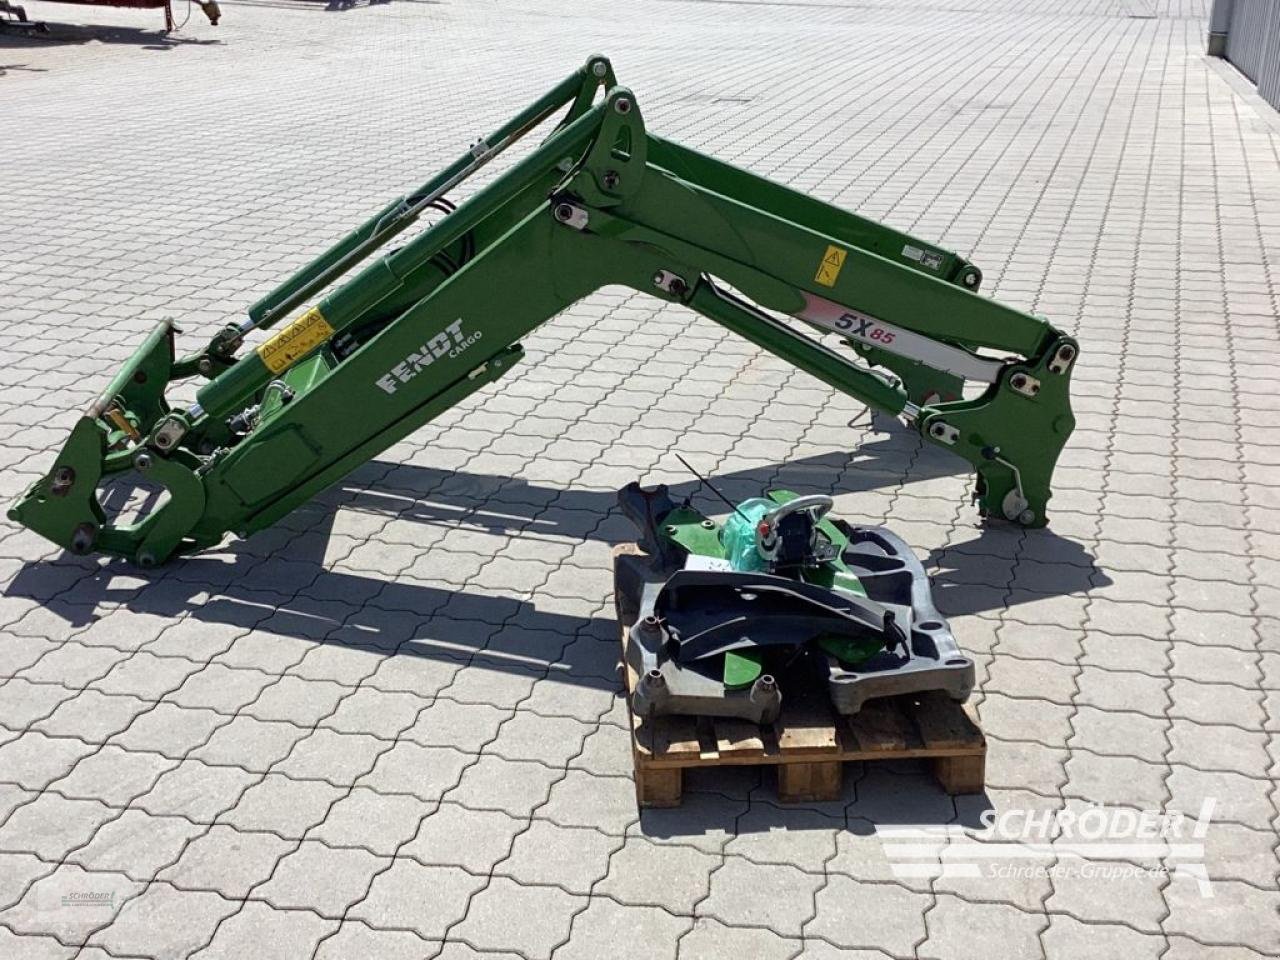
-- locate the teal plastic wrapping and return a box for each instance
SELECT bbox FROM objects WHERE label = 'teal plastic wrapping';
[719,498,774,572]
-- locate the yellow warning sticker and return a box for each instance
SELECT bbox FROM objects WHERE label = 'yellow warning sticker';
[814,244,847,287]
[257,307,334,374]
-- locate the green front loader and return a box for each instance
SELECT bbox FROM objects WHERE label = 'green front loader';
[9,56,1078,566]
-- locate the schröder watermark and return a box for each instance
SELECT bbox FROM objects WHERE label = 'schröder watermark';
[59,890,116,908]
[33,882,121,926]
[881,799,1216,897]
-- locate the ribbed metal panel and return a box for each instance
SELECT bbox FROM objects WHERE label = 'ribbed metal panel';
[1256,1,1280,108]
[1226,0,1270,81]
[1212,0,1280,111]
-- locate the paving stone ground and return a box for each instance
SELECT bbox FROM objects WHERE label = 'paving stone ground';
[3,0,1279,957]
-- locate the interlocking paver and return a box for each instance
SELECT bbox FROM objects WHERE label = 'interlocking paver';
[401,801,524,872]
[596,835,719,912]
[702,858,823,936]
[1045,857,1169,933]
[676,918,797,960]
[0,794,115,860]
[313,922,435,960]
[1166,765,1276,830]
[307,785,428,855]
[50,745,179,806]
[806,874,928,954]
[539,769,638,834]
[0,863,142,945]
[217,772,344,840]
[158,825,293,898]
[920,894,1048,960]
[164,663,278,714]
[1162,877,1280,955]
[448,755,562,819]
[321,686,423,737]
[725,805,839,875]
[69,810,205,878]
[350,860,487,940]
[0,733,96,791]
[188,714,307,773]
[242,676,348,726]
[498,819,621,895]
[106,703,228,756]
[4,1,1280,957]
[0,852,53,911]
[555,897,692,960]
[190,901,339,960]
[255,840,389,916]
[452,876,585,959]
[356,741,471,801]
[1040,914,1164,960]
[271,728,386,786]
[86,883,240,960]
[0,678,79,729]
[0,927,76,960]
[1062,752,1168,808]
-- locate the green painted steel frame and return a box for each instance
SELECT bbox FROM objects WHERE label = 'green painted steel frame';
[9,55,1078,565]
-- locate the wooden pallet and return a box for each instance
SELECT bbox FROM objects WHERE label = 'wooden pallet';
[615,548,986,808]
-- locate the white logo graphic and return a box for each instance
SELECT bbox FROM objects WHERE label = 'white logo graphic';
[376,318,483,395]
[881,799,1217,897]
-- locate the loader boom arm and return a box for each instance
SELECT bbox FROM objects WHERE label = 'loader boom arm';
[10,56,1077,566]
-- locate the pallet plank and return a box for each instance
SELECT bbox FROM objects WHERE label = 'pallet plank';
[932,754,986,795]
[908,692,984,750]
[843,697,920,753]
[713,717,769,759]
[635,766,683,807]
[656,715,701,759]
[777,688,840,756]
[777,760,843,803]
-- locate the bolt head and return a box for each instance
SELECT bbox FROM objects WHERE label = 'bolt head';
[614,97,632,114]
[134,453,153,471]
[591,60,607,77]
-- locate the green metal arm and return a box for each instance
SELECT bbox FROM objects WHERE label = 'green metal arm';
[9,56,1077,565]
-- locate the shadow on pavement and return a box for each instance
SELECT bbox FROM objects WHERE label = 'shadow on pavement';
[5,444,1103,665]
[1,447,1048,835]
[636,760,992,837]
[0,22,221,48]
[224,0,422,11]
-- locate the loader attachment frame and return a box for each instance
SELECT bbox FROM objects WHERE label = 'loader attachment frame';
[10,55,1078,566]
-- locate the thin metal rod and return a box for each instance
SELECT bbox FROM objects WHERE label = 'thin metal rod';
[674,453,749,521]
